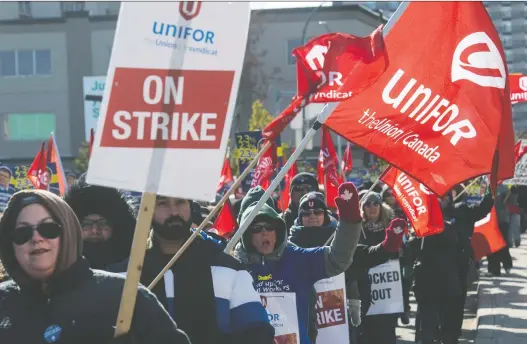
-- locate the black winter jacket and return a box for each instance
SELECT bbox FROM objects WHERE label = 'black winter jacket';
[0,258,190,344]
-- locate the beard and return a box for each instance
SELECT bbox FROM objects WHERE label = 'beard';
[83,239,115,270]
[152,215,192,241]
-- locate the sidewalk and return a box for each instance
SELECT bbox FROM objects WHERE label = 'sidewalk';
[475,233,527,344]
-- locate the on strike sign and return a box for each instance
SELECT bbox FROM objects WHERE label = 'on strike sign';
[314,274,349,344]
[87,2,250,201]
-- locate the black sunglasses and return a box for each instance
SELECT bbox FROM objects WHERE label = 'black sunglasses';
[11,222,62,246]
[293,184,316,193]
[300,209,325,217]
[249,223,275,234]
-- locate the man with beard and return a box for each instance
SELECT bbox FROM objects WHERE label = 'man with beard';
[110,196,274,344]
[64,174,135,269]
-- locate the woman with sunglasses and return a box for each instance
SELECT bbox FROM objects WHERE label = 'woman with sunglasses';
[232,182,363,344]
[0,190,190,344]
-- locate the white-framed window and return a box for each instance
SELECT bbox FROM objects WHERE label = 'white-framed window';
[18,1,32,17]
[0,49,51,77]
[60,1,85,13]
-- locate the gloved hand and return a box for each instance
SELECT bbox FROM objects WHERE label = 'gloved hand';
[348,299,362,326]
[334,182,361,223]
[381,218,406,253]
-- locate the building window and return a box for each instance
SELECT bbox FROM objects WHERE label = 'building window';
[0,51,16,76]
[501,34,512,48]
[18,1,32,17]
[501,21,512,33]
[4,113,55,141]
[60,1,85,13]
[0,50,52,77]
[501,6,512,19]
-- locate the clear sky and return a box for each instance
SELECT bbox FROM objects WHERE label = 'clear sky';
[249,2,328,10]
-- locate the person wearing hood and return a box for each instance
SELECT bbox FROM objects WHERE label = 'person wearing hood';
[109,195,274,344]
[0,190,190,344]
[281,173,320,231]
[288,191,405,343]
[410,182,493,344]
[232,182,362,344]
[63,174,135,270]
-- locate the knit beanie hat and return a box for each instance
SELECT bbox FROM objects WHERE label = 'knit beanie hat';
[298,192,328,213]
[290,173,319,193]
[360,191,383,210]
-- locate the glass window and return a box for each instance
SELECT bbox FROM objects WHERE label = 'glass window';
[35,49,51,75]
[0,51,16,76]
[17,50,34,76]
[287,39,303,65]
[4,113,55,140]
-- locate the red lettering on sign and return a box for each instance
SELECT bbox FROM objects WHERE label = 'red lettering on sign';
[315,289,346,329]
[100,68,234,149]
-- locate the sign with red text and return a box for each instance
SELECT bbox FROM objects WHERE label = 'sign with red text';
[86,2,250,201]
[314,274,349,344]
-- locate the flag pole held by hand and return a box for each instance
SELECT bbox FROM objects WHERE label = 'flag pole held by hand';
[147,141,272,290]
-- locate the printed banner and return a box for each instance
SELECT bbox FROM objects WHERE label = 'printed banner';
[235,131,263,192]
[504,139,527,185]
[260,292,300,344]
[0,162,60,212]
[87,2,251,201]
[366,260,404,316]
[314,273,349,344]
[83,76,106,141]
[509,73,527,104]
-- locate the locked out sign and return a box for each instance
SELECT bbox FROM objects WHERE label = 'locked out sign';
[87,1,250,201]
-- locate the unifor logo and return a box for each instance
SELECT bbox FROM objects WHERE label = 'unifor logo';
[520,76,527,92]
[451,32,506,89]
[179,1,202,21]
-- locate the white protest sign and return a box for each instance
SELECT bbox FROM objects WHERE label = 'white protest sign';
[314,273,349,344]
[260,292,300,344]
[82,76,106,141]
[366,259,404,316]
[86,2,250,201]
[504,139,527,185]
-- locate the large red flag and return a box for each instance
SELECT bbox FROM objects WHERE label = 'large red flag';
[212,201,237,239]
[46,134,68,196]
[278,157,298,211]
[263,27,388,140]
[27,141,49,190]
[217,157,234,193]
[380,166,444,237]
[324,2,515,197]
[318,128,342,208]
[341,142,353,175]
[471,207,506,261]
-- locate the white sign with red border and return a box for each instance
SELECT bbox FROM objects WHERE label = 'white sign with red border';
[86,1,250,201]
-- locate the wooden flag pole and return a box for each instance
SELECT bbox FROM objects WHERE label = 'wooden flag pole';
[114,192,157,336]
[147,141,272,290]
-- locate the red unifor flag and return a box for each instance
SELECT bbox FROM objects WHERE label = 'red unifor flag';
[341,142,353,175]
[514,140,527,165]
[324,2,515,197]
[509,73,527,104]
[471,206,506,261]
[263,26,388,140]
[380,166,444,237]
[250,141,276,190]
[216,157,234,193]
[27,141,49,190]
[212,201,237,239]
[317,128,342,209]
[278,154,298,212]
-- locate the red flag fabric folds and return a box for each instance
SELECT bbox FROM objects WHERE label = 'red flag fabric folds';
[212,201,237,239]
[471,207,506,262]
[27,141,49,190]
[325,2,515,197]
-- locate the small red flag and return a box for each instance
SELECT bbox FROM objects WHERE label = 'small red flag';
[251,140,276,190]
[212,201,237,239]
[471,207,506,262]
[217,157,234,193]
[341,142,353,175]
[46,134,68,196]
[317,128,342,209]
[27,141,49,190]
[278,154,298,211]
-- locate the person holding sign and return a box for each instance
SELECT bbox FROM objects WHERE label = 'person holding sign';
[0,190,190,344]
[110,196,274,344]
[288,191,405,343]
[232,182,363,344]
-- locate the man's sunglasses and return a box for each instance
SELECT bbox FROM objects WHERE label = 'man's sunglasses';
[249,223,275,234]
[11,222,62,246]
[300,209,325,217]
[292,184,316,193]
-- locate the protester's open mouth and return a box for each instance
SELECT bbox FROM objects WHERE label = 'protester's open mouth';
[261,240,272,249]
[30,248,50,256]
